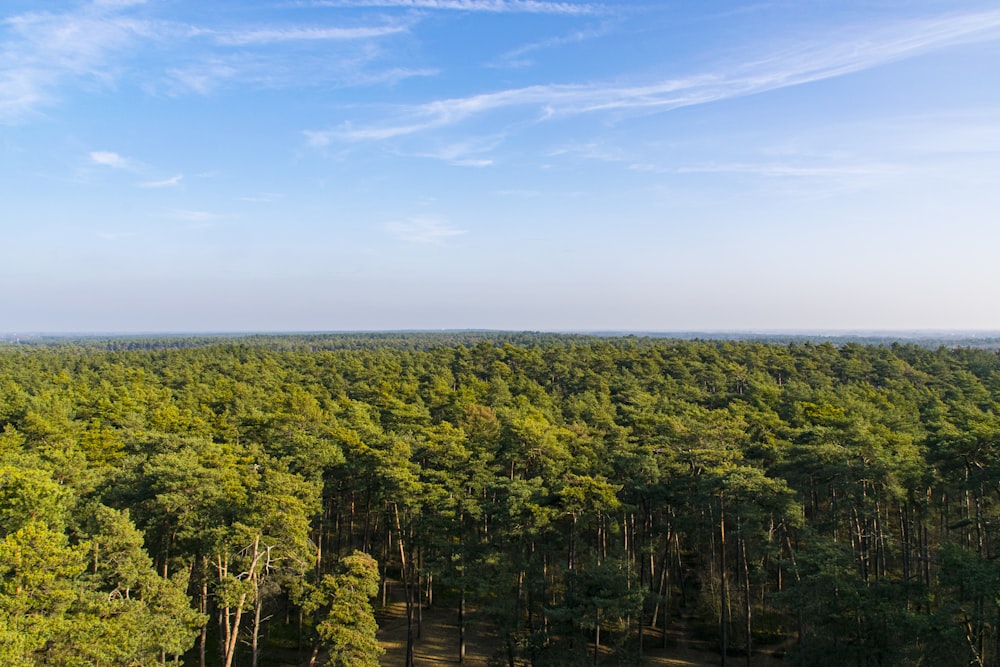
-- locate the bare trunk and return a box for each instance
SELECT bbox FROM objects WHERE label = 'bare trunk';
[251,576,262,667]
[594,608,601,667]
[394,504,415,667]
[459,583,466,663]
[221,535,266,667]
[223,593,247,667]
[720,493,728,667]
[199,558,208,667]
[741,533,751,667]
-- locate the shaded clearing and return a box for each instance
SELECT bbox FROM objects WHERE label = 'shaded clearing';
[377,592,789,667]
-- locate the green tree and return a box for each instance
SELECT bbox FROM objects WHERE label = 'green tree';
[0,521,82,666]
[303,551,383,667]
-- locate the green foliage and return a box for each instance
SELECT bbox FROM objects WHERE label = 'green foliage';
[0,520,83,663]
[306,551,383,667]
[3,335,1000,665]
[0,465,72,536]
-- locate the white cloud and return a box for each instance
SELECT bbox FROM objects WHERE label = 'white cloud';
[348,67,439,87]
[0,2,416,114]
[90,150,132,168]
[97,231,138,240]
[490,25,612,68]
[627,163,660,173]
[304,130,334,148]
[495,189,542,197]
[300,0,603,15]
[169,209,221,222]
[398,135,503,165]
[452,158,493,167]
[158,21,420,95]
[548,141,628,162]
[0,5,154,121]
[239,193,284,202]
[0,69,44,120]
[139,174,183,187]
[385,216,466,243]
[313,8,1000,141]
[164,61,239,95]
[216,23,406,46]
[675,163,901,178]
[92,0,148,7]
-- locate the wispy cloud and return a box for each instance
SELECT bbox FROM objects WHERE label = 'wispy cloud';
[491,24,612,68]
[93,0,148,7]
[159,21,419,95]
[1,1,418,114]
[496,188,542,197]
[312,8,1000,142]
[399,135,503,165]
[452,158,493,167]
[548,141,628,162]
[349,67,439,87]
[215,23,406,46]
[97,230,138,240]
[674,163,902,178]
[90,150,133,169]
[300,0,603,15]
[139,174,183,187]
[385,216,466,243]
[0,3,154,121]
[169,209,222,223]
[239,193,284,202]
[163,61,240,95]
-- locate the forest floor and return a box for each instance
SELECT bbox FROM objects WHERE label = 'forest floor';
[376,591,790,667]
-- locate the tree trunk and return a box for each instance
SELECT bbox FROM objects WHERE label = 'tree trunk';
[217,555,230,665]
[720,493,728,667]
[741,533,751,667]
[594,607,601,667]
[199,557,208,667]
[417,555,423,640]
[394,504,415,667]
[251,574,262,667]
[459,583,466,663]
[223,592,247,667]
[221,535,265,667]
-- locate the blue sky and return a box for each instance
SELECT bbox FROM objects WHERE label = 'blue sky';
[3,0,1000,333]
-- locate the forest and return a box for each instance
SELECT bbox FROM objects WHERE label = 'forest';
[2,333,1000,666]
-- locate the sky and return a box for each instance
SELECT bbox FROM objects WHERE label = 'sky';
[3,0,1000,333]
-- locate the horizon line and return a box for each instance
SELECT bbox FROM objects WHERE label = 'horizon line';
[4,329,1000,339]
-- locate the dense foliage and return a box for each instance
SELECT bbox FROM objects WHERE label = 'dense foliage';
[2,335,1000,665]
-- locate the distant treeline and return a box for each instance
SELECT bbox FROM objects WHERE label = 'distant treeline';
[4,330,1000,352]
[3,336,1000,665]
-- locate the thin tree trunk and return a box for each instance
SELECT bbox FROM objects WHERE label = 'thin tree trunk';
[222,535,265,667]
[251,574,262,667]
[217,555,230,665]
[594,608,601,667]
[316,516,324,575]
[782,527,804,647]
[223,592,248,667]
[417,568,423,639]
[199,557,208,667]
[720,493,728,667]
[741,533,751,667]
[394,504,415,667]
[459,582,466,663]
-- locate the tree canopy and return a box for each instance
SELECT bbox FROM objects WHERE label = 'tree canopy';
[2,333,1000,665]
